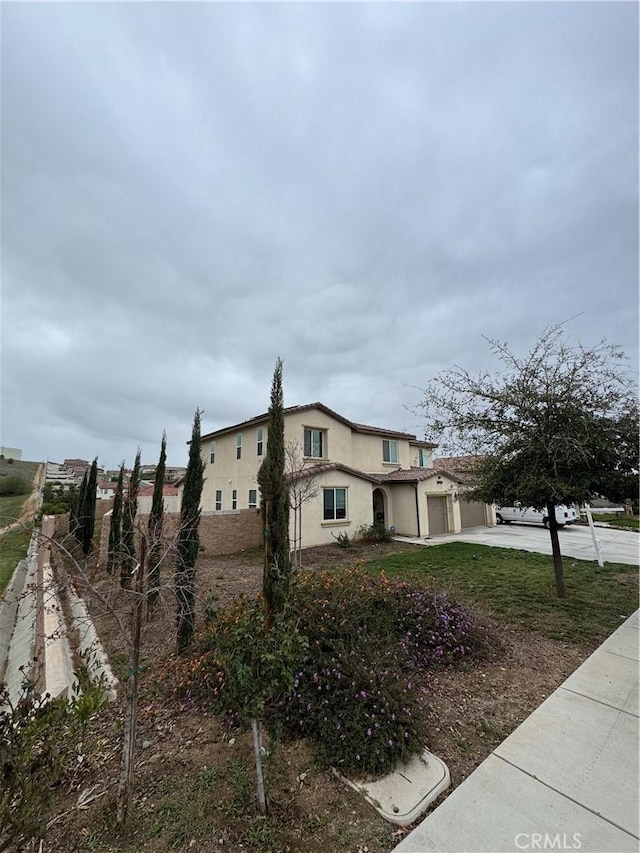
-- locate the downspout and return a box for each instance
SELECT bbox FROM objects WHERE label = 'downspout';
[413,483,421,538]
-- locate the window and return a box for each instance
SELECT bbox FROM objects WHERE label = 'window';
[248,489,257,509]
[382,439,398,464]
[256,428,264,456]
[236,434,243,460]
[323,487,347,521]
[232,489,237,510]
[418,448,429,467]
[304,428,324,458]
[209,441,216,465]
[215,490,222,511]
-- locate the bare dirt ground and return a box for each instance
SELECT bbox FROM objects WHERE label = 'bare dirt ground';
[42,541,589,853]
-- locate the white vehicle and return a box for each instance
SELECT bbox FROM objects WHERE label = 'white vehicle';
[495,504,579,528]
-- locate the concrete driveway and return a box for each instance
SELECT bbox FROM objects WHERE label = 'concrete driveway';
[396,523,639,566]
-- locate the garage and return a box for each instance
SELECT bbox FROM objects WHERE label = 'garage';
[427,495,448,535]
[459,500,487,529]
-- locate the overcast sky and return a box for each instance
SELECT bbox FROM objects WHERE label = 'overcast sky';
[1,2,638,470]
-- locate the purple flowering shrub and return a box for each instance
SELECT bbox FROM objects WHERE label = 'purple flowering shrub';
[171,568,490,777]
[281,649,426,775]
[279,568,489,774]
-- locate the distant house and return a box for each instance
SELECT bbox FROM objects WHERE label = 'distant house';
[137,484,180,515]
[192,402,494,551]
[96,482,118,500]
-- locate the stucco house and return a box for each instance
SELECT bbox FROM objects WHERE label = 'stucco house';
[197,403,495,550]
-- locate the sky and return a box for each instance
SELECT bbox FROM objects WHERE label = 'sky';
[1,1,638,470]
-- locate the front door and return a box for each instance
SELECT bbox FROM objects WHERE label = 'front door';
[372,489,385,526]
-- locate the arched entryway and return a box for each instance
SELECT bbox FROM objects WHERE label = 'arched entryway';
[372,488,386,526]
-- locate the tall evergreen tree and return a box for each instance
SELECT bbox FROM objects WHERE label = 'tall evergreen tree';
[81,457,99,555]
[147,432,167,620]
[73,470,88,545]
[176,410,204,651]
[107,464,125,575]
[257,358,290,628]
[121,451,141,589]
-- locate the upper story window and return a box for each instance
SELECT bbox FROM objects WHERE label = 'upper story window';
[236,434,243,460]
[323,487,347,521]
[304,428,324,459]
[418,448,430,467]
[256,428,264,457]
[382,439,398,464]
[215,489,222,511]
[209,441,216,465]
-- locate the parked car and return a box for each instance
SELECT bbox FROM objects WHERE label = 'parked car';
[495,504,579,528]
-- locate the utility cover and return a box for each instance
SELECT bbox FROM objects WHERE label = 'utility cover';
[333,748,450,826]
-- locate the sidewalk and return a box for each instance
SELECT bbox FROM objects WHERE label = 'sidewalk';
[394,611,639,853]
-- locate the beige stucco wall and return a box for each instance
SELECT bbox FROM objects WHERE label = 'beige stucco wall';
[137,494,181,515]
[390,484,420,536]
[296,470,375,549]
[351,432,411,473]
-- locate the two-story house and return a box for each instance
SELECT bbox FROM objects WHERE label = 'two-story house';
[197,403,494,550]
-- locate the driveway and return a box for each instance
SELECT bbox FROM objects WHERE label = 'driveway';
[396,524,639,566]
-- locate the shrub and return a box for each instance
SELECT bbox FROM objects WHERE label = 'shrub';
[171,568,489,777]
[357,522,394,543]
[282,649,426,774]
[174,597,308,722]
[332,530,353,549]
[0,476,30,497]
[0,680,78,849]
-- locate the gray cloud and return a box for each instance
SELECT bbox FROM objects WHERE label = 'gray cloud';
[1,2,637,469]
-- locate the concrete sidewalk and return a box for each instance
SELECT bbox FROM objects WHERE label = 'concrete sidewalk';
[394,612,639,853]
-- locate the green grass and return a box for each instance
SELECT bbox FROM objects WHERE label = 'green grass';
[364,542,638,646]
[0,494,30,528]
[0,459,40,527]
[0,526,33,592]
[589,514,639,531]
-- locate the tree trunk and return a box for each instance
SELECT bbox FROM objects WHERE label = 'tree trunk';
[116,538,146,828]
[251,718,268,816]
[547,501,566,599]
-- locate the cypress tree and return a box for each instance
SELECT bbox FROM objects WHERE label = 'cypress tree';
[82,457,98,555]
[121,451,141,589]
[147,432,167,620]
[176,410,204,651]
[257,358,290,628]
[107,464,124,575]
[74,471,88,545]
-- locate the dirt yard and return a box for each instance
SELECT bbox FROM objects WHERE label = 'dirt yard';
[43,541,589,853]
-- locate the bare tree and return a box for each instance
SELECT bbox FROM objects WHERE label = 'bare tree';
[285,441,321,570]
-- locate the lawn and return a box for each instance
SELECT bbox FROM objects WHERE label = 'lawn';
[589,513,639,531]
[0,526,33,592]
[364,542,638,646]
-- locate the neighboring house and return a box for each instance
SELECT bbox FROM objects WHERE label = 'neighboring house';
[96,482,118,500]
[195,402,494,550]
[137,484,181,515]
[45,462,77,486]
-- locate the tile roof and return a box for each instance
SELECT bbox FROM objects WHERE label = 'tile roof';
[200,402,418,442]
[375,467,467,485]
[138,485,179,497]
[287,462,382,484]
